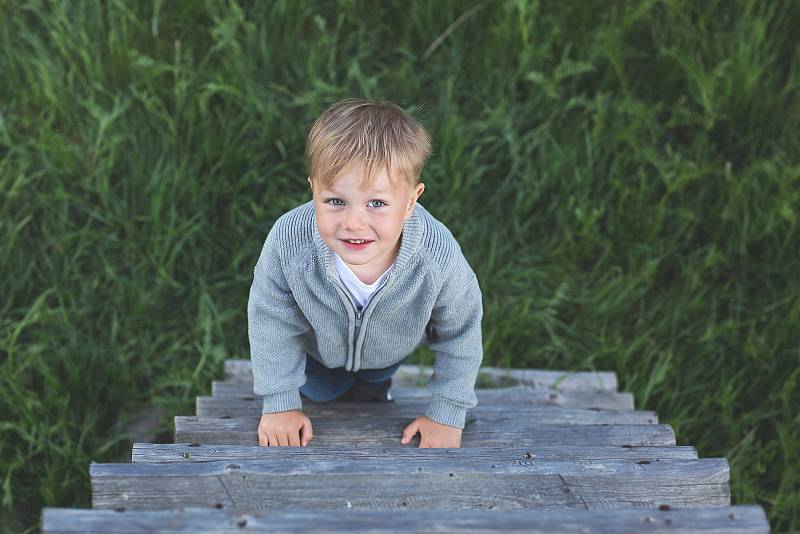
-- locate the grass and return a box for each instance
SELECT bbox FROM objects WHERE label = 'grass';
[1,0,798,531]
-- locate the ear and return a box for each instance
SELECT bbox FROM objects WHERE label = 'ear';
[404,182,425,219]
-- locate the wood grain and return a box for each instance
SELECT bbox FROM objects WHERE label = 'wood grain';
[210,382,636,410]
[174,416,676,447]
[42,505,770,533]
[131,443,699,463]
[196,396,657,423]
[91,458,730,511]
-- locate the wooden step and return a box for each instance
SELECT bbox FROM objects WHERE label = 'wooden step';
[42,356,774,533]
[42,505,770,533]
[210,382,636,410]
[90,458,730,511]
[196,396,657,423]
[174,416,675,447]
[132,443,699,463]
[224,359,619,391]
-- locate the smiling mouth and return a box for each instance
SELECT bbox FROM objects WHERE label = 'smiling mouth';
[340,239,373,250]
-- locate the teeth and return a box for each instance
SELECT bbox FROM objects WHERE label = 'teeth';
[347,239,367,243]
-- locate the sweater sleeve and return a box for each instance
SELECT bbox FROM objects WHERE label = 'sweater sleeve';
[247,223,311,414]
[423,255,484,429]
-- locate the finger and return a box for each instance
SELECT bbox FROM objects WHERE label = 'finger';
[278,434,287,447]
[268,433,278,447]
[289,432,301,447]
[301,420,313,447]
[403,429,418,444]
[258,430,267,447]
[401,422,419,444]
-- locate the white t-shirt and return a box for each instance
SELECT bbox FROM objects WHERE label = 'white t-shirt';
[332,252,394,311]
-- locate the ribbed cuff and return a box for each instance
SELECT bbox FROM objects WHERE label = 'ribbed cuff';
[425,395,467,429]
[262,389,302,414]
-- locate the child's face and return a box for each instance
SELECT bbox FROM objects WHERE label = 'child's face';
[309,163,425,275]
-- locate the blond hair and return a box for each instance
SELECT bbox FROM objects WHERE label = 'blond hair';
[305,98,432,190]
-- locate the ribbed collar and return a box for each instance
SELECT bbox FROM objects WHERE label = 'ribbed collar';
[312,202,424,283]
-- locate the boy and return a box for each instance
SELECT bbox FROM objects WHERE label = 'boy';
[247,98,483,448]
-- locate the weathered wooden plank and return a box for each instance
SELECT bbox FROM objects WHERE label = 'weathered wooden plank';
[42,505,770,533]
[132,443,699,463]
[410,364,620,390]
[224,359,619,391]
[210,382,636,410]
[174,416,676,447]
[196,396,658,424]
[90,458,730,511]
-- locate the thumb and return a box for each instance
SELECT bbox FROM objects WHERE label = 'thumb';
[401,421,419,444]
[301,419,313,447]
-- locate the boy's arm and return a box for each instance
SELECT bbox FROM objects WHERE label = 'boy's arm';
[247,224,310,415]
[424,254,483,430]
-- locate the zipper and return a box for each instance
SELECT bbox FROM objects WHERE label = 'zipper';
[329,276,357,370]
[351,282,391,371]
[329,272,389,372]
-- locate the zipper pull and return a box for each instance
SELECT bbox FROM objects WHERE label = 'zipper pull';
[355,310,363,327]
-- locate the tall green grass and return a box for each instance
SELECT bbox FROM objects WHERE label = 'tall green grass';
[1,0,798,531]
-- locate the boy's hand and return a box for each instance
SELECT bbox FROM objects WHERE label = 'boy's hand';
[258,410,313,447]
[401,415,462,448]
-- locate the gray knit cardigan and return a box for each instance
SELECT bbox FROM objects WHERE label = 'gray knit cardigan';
[247,200,483,429]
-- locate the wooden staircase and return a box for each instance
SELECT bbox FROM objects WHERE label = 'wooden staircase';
[41,360,770,533]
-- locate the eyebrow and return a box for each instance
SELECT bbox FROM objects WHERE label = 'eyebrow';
[325,188,389,196]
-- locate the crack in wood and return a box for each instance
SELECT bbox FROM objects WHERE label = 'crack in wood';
[555,473,589,510]
[217,475,237,510]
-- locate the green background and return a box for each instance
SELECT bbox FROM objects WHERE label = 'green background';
[1,0,798,531]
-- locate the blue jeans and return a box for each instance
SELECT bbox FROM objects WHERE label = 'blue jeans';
[299,353,409,402]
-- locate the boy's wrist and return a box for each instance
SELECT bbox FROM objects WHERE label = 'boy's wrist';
[261,389,303,414]
[424,395,467,429]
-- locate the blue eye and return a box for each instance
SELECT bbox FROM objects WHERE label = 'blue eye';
[324,198,385,208]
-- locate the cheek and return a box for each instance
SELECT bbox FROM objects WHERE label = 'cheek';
[375,215,405,238]
[315,212,338,236]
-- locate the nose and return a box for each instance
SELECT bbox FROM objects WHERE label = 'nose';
[343,207,367,231]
